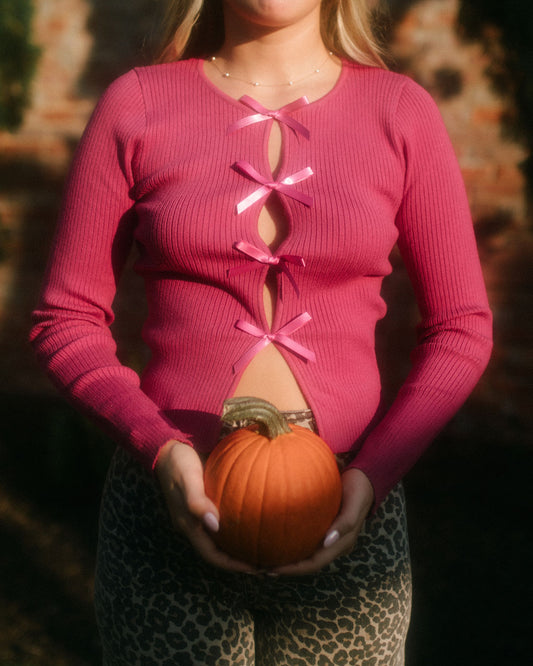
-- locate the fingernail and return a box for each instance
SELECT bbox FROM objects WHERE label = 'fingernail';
[203,512,219,532]
[323,530,340,548]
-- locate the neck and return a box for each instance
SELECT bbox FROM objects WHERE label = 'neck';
[217,5,330,86]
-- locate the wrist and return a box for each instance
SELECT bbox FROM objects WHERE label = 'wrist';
[153,438,189,476]
[342,467,375,516]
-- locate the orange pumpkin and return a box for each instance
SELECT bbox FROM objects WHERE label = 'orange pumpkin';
[204,397,343,568]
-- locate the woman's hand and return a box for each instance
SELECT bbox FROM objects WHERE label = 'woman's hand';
[272,468,375,576]
[154,440,257,573]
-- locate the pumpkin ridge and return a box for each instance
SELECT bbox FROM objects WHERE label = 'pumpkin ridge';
[207,429,253,502]
[259,437,290,566]
[227,434,268,564]
[206,431,265,562]
[275,439,291,564]
[249,436,273,566]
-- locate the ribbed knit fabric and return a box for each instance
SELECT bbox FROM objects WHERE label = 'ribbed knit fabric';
[30,59,492,509]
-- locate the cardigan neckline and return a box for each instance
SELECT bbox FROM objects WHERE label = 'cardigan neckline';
[194,56,350,113]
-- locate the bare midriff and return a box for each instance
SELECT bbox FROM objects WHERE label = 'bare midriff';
[202,56,343,411]
[231,119,310,410]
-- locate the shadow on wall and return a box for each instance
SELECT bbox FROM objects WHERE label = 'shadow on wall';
[384,0,533,211]
[0,154,109,663]
[0,156,68,386]
[79,0,167,93]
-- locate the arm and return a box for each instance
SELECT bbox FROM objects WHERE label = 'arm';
[29,70,191,470]
[349,79,493,510]
[275,79,493,576]
[30,71,270,573]
[154,440,258,572]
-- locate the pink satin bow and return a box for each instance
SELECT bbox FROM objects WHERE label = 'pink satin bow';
[227,95,310,139]
[233,312,316,374]
[228,240,305,297]
[233,161,313,214]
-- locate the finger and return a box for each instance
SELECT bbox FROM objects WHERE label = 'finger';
[180,468,220,525]
[164,482,256,573]
[164,484,219,537]
[185,523,258,574]
[165,444,220,525]
[324,509,363,548]
[322,505,363,552]
[273,530,357,576]
[272,549,334,576]
[323,468,373,545]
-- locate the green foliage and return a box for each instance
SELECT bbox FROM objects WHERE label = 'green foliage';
[0,0,40,130]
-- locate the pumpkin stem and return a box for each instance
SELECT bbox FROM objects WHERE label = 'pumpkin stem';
[222,397,293,439]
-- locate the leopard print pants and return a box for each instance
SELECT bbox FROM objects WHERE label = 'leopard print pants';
[95,415,411,665]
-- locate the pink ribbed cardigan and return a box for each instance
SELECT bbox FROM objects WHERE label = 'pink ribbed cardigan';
[30,59,492,508]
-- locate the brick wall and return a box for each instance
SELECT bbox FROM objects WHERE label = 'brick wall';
[0,0,530,440]
[390,0,527,223]
[383,0,531,442]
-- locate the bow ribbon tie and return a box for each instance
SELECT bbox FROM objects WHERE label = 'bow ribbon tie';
[227,95,310,139]
[228,240,305,297]
[234,312,316,374]
[233,161,314,214]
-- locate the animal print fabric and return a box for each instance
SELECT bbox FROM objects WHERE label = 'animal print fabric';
[95,414,412,665]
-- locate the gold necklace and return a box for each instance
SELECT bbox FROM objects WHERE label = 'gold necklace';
[208,52,333,88]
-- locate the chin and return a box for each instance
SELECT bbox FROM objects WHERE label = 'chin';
[224,0,322,29]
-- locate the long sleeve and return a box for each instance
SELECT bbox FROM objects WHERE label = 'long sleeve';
[349,79,493,509]
[29,60,494,487]
[29,70,192,470]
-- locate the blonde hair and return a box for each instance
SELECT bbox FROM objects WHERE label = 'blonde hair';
[158,0,387,68]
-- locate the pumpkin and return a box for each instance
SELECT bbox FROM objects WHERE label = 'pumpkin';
[204,397,343,568]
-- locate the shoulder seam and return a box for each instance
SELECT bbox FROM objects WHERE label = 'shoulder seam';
[393,78,410,194]
[393,77,410,143]
[131,68,148,179]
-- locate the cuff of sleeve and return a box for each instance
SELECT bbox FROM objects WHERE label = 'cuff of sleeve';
[150,435,195,473]
[123,416,194,472]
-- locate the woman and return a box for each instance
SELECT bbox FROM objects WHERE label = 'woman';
[30,0,493,663]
